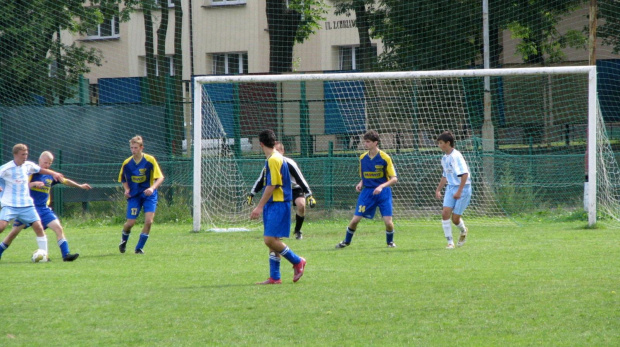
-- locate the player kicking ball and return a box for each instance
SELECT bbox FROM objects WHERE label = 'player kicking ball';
[435,131,471,249]
[1,151,90,262]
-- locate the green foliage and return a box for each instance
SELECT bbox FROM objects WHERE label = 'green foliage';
[1,221,619,345]
[504,0,587,65]
[373,0,481,70]
[288,0,329,44]
[599,0,620,54]
[0,0,104,105]
[61,185,193,227]
[496,161,542,214]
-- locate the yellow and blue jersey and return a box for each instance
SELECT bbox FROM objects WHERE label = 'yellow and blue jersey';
[359,150,397,189]
[29,173,62,207]
[264,151,292,203]
[118,154,163,198]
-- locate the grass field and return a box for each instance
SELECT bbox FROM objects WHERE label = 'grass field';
[1,218,619,346]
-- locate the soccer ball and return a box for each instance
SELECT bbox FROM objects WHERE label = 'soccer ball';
[31,249,48,263]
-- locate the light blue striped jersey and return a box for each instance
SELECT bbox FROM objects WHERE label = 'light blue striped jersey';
[0,160,40,207]
[441,148,471,186]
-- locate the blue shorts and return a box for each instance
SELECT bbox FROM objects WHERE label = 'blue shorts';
[0,206,40,224]
[263,202,291,238]
[354,187,393,219]
[443,185,472,216]
[126,191,159,219]
[14,206,58,229]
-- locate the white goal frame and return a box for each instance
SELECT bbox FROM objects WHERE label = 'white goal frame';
[193,66,598,231]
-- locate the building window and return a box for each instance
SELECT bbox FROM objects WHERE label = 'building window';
[87,15,120,39]
[49,61,58,78]
[142,56,175,76]
[209,0,246,6]
[155,0,175,6]
[212,53,248,75]
[339,46,377,71]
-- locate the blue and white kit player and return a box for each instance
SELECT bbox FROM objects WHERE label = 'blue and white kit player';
[435,131,472,249]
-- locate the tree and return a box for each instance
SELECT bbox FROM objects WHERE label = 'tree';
[597,0,620,54]
[332,0,378,72]
[372,0,481,71]
[266,0,328,73]
[0,0,103,106]
[117,0,184,155]
[504,0,587,65]
[502,0,587,145]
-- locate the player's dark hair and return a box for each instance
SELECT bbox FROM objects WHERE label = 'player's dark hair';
[436,131,455,147]
[259,129,277,148]
[363,130,380,143]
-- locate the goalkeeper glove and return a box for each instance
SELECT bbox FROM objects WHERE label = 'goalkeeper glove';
[246,193,254,206]
[306,195,316,208]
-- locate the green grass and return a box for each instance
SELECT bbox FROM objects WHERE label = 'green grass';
[1,219,619,346]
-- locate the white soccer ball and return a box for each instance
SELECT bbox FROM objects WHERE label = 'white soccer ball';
[31,249,48,263]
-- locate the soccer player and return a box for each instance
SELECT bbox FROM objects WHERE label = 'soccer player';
[250,130,306,285]
[336,130,398,249]
[247,141,316,240]
[1,151,91,261]
[435,131,471,249]
[118,135,165,254]
[0,144,64,260]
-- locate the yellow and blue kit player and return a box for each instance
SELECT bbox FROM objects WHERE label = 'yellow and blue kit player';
[7,151,91,261]
[336,130,398,249]
[250,129,306,285]
[118,135,165,254]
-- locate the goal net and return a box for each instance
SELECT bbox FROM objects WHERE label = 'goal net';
[193,66,620,231]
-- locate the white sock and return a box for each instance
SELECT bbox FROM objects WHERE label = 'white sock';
[457,219,467,233]
[442,220,453,244]
[36,236,48,253]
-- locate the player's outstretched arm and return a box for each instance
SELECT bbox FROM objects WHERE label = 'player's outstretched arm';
[63,178,92,190]
[40,168,64,182]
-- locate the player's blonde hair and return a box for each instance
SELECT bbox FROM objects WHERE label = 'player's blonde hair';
[12,143,27,154]
[40,151,54,161]
[130,135,144,147]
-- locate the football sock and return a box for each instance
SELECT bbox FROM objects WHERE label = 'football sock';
[36,236,48,253]
[294,214,305,232]
[121,231,130,242]
[135,233,149,250]
[442,220,453,244]
[386,230,394,244]
[0,242,8,257]
[58,239,70,258]
[269,251,281,280]
[457,219,467,233]
[344,227,355,244]
[279,246,301,264]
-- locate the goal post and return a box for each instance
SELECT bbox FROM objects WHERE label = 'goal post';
[193,66,608,232]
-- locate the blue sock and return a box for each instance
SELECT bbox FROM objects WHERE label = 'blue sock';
[386,230,394,244]
[135,233,149,251]
[269,252,281,280]
[344,227,355,244]
[121,231,130,242]
[0,242,8,257]
[279,246,301,265]
[58,239,70,258]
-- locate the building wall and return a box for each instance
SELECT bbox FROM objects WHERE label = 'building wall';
[66,3,618,84]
